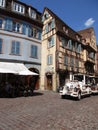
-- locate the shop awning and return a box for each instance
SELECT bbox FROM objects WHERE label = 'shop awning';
[0,62,38,75]
[19,70,38,75]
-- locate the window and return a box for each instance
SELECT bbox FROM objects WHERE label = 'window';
[11,41,20,55]
[64,55,68,65]
[22,23,26,35]
[31,45,37,58]
[68,40,73,50]
[31,10,36,19]
[75,59,79,68]
[13,22,21,32]
[0,39,2,53]
[38,29,42,40]
[4,18,13,31]
[44,11,49,19]
[0,0,5,7]
[47,54,52,65]
[0,18,3,28]
[70,57,74,67]
[77,44,81,53]
[28,26,40,39]
[48,36,54,48]
[61,37,68,48]
[13,2,25,14]
[89,52,95,59]
[45,19,55,33]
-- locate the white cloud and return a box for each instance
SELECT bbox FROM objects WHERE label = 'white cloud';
[84,18,95,27]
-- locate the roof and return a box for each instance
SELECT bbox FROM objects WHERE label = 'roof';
[78,27,95,38]
[43,7,82,41]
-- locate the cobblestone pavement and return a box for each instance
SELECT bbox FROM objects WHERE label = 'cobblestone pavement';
[0,90,98,130]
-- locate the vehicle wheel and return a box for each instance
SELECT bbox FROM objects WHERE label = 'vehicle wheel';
[77,92,81,100]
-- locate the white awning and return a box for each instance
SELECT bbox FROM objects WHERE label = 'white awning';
[0,62,38,75]
[19,70,38,75]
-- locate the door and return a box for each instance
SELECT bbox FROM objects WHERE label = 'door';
[47,75,52,90]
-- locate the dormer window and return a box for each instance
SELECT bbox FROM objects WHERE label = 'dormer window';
[13,2,25,14]
[76,35,80,41]
[0,0,5,7]
[63,26,66,32]
[28,8,36,19]
[31,10,36,19]
[63,26,68,35]
[44,11,49,19]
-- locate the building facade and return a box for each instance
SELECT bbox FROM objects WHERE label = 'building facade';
[0,0,43,89]
[78,28,97,83]
[40,8,86,91]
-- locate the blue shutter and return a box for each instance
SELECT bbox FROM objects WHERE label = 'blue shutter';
[79,44,81,53]
[0,39,2,53]
[45,11,49,19]
[16,41,20,54]
[5,18,13,31]
[11,41,15,54]
[31,45,37,58]
[38,29,42,40]
[64,55,68,65]
[75,42,78,52]
[62,37,65,47]
[68,40,72,50]
[45,24,48,33]
[51,19,55,29]
[51,36,54,46]
[42,16,44,22]
[22,23,26,35]
[28,25,32,37]
[77,44,81,53]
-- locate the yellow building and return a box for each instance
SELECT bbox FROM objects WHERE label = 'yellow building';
[40,8,86,91]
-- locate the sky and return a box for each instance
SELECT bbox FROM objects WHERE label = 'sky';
[20,0,98,43]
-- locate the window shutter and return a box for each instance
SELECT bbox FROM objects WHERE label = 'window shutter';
[75,42,78,52]
[45,11,49,19]
[5,18,12,31]
[28,25,32,37]
[0,39,2,53]
[62,37,65,47]
[38,29,42,40]
[22,23,26,35]
[42,16,44,22]
[51,19,55,29]
[11,41,15,54]
[16,41,20,54]
[45,24,48,33]
[51,36,54,46]
[68,40,72,50]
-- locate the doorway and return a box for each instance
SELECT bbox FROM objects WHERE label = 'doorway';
[46,74,52,90]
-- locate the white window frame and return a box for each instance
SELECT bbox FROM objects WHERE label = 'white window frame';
[48,36,54,48]
[31,10,36,19]
[13,2,25,14]
[13,21,21,33]
[11,41,20,55]
[0,0,5,7]
[47,54,52,65]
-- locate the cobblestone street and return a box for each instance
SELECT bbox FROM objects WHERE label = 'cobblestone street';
[0,90,98,130]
